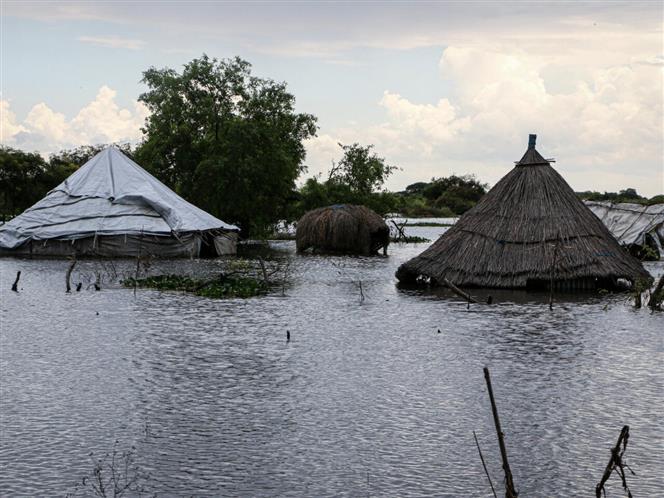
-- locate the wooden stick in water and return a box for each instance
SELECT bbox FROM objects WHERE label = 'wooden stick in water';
[65,259,77,293]
[473,430,498,498]
[11,271,21,292]
[483,367,518,498]
[443,277,478,304]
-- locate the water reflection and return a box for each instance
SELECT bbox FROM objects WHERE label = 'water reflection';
[0,228,662,496]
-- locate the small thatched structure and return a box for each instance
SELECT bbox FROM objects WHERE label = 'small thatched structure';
[296,204,390,255]
[396,135,651,290]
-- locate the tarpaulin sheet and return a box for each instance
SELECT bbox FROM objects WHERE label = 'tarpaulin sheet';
[586,201,664,256]
[0,147,238,250]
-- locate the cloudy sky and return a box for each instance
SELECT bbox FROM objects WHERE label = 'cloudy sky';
[1,1,662,195]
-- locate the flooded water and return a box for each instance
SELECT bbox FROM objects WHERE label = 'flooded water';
[0,225,662,497]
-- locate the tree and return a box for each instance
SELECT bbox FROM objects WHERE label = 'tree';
[328,143,397,196]
[423,174,488,214]
[134,54,317,233]
[293,143,399,218]
[0,147,47,219]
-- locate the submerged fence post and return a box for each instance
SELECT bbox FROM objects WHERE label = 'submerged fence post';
[65,259,77,293]
[11,271,21,292]
[483,367,518,498]
[549,242,559,310]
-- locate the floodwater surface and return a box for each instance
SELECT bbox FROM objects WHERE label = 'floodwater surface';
[0,226,662,497]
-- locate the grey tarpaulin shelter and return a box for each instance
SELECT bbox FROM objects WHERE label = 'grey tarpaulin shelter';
[586,201,664,258]
[0,147,239,257]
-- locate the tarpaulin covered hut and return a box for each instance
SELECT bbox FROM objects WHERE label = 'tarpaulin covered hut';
[395,135,650,290]
[585,201,664,260]
[0,147,239,257]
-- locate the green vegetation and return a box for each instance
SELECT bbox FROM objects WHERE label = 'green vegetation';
[377,174,488,218]
[403,221,455,227]
[390,235,430,243]
[291,146,489,219]
[124,274,267,298]
[577,188,663,206]
[135,55,317,234]
[292,142,399,217]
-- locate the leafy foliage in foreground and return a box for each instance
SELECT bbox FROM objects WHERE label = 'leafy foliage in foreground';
[124,274,267,299]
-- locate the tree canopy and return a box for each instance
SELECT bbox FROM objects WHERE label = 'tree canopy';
[294,143,399,217]
[134,54,317,234]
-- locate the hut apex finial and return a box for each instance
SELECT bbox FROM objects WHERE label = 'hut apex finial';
[528,134,537,149]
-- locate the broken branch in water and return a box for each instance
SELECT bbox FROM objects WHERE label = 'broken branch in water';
[11,271,21,292]
[483,367,518,498]
[549,242,559,310]
[66,258,77,293]
[595,426,634,498]
[134,229,144,297]
[257,256,270,285]
[443,277,478,304]
[390,219,407,241]
[473,430,498,498]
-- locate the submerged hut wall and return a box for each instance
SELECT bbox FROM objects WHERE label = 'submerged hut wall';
[396,135,651,289]
[296,204,390,255]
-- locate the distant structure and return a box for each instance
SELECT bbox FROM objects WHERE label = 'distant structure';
[0,147,239,257]
[296,204,390,255]
[586,201,664,260]
[396,135,651,290]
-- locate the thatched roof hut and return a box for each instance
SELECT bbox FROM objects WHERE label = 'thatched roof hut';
[296,204,389,255]
[396,135,651,290]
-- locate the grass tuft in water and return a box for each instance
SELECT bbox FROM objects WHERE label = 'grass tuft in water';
[123,274,268,299]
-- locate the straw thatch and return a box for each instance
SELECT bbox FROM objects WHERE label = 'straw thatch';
[296,204,390,255]
[396,136,651,290]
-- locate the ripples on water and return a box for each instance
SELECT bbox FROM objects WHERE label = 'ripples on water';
[0,227,662,496]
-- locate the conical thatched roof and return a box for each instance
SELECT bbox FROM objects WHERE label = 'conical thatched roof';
[396,135,651,289]
[296,204,389,255]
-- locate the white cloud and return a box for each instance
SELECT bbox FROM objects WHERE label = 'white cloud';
[0,101,27,142]
[77,36,145,50]
[1,86,149,154]
[306,44,664,196]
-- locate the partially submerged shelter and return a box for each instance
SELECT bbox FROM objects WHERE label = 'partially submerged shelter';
[396,135,651,290]
[0,147,239,257]
[585,201,664,260]
[296,204,390,255]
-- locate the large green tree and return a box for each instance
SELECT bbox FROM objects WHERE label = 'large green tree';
[135,55,318,233]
